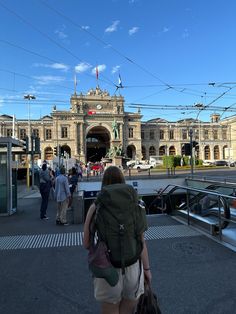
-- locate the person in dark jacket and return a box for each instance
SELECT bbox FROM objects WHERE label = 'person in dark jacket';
[68,167,78,209]
[39,163,52,220]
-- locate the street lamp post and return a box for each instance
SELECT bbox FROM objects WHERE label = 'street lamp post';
[189,129,194,176]
[24,94,36,189]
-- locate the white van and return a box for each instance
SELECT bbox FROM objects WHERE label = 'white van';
[149,156,163,166]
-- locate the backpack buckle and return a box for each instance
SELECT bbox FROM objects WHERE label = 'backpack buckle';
[119,224,124,230]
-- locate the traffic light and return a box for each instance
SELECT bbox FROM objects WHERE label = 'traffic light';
[184,143,191,155]
[22,136,29,154]
[35,137,40,154]
[54,146,57,156]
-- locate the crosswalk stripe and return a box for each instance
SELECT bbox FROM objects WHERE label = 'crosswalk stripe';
[0,225,200,251]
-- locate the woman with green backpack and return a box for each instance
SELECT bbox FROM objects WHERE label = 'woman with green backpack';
[84,166,152,314]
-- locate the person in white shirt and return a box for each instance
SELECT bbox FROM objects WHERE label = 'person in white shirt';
[54,166,71,225]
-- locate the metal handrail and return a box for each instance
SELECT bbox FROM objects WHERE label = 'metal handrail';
[160,184,236,240]
[186,175,236,185]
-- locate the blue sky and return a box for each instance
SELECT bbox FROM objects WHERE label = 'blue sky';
[1,0,236,122]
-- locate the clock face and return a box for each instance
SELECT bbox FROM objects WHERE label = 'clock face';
[96,104,102,110]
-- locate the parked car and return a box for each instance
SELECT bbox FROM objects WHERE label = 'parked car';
[202,160,214,166]
[214,160,228,166]
[132,163,153,171]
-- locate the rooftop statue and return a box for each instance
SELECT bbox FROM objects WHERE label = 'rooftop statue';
[112,119,119,139]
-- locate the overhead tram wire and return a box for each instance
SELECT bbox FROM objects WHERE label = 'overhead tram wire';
[0,68,73,91]
[40,0,175,88]
[40,0,236,103]
[127,103,236,113]
[0,2,116,88]
[0,39,58,64]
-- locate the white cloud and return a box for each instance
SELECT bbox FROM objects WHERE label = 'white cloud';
[182,28,189,39]
[92,64,106,75]
[112,65,120,74]
[75,62,92,73]
[163,27,169,33]
[33,63,69,72]
[105,20,120,33]
[55,30,67,39]
[33,76,65,85]
[55,25,69,43]
[128,27,139,35]
[81,25,90,30]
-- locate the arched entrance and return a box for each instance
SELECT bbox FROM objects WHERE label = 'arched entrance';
[169,146,176,156]
[159,145,166,156]
[61,145,71,158]
[214,145,220,160]
[86,126,110,162]
[126,145,136,159]
[204,145,210,160]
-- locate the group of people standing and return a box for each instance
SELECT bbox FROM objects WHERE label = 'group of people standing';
[39,163,79,225]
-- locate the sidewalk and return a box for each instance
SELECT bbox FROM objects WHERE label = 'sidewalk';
[0,183,235,313]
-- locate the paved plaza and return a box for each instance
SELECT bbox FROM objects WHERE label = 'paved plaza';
[0,183,236,314]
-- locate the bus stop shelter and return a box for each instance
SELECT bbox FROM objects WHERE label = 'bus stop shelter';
[0,137,24,216]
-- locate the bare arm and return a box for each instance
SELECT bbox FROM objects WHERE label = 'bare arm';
[83,202,96,249]
[141,234,152,284]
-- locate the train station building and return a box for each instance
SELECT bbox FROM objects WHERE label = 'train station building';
[0,86,236,163]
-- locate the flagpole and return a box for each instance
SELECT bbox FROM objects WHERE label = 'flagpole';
[96,65,99,87]
[74,73,77,95]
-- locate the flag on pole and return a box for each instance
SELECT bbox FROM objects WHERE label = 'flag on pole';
[96,66,99,80]
[118,73,123,87]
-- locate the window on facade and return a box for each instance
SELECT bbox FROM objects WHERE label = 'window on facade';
[150,130,155,140]
[169,146,176,155]
[45,129,52,140]
[214,145,220,159]
[204,146,210,160]
[20,128,26,139]
[33,129,39,138]
[213,129,218,140]
[7,129,13,137]
[169,129,174,140]
[159,129,164,140]
[222,129,227,140]
[159,146,166,156]
[195,129,199,140]
[141,131,144,139]
[182,129,187,140]
[204,129,209,140]
[128,128,133,138]
[149,146,156,156]
[61,126,68,138]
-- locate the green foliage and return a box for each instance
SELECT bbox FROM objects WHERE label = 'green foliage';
[163,155,175,168]
[195,159,203,165]
[183,156,190,165]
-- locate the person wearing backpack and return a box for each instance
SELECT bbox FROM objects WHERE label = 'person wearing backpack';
[84,166,152,314]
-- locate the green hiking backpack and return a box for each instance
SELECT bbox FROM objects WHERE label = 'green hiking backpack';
[95,183,147,270]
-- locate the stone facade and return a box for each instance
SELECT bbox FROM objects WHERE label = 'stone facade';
[0,87,236,163]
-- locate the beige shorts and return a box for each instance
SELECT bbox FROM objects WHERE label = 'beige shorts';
[94,260,144,304]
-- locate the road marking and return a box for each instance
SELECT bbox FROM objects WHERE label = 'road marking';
[0,225,200,251]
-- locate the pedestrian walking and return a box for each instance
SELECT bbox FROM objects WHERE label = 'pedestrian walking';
[83,166,152,314]
[39,163,52,220]
[54,166,71,226]
[68,167,78,209]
